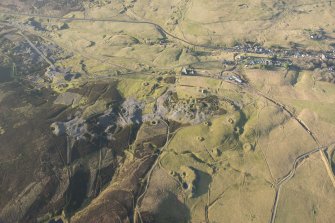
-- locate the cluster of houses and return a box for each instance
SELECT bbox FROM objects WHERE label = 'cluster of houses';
[180,66,245,85]
[241,57,292,68]
[226,42,335,72]
[232,43,273,54]
[230,42,335,61]
[181,67,196,75]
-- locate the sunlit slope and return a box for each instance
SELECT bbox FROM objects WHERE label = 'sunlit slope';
[130,0,335,49]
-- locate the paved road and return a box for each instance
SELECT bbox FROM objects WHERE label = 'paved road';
[0,11,205,49]
[269,147,321,223]
[191,72,335,223]
[2,10,334,61]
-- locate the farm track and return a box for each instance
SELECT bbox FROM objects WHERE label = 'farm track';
[236,83,335,223]
[181,72,335,223]
[2,10,335,59]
